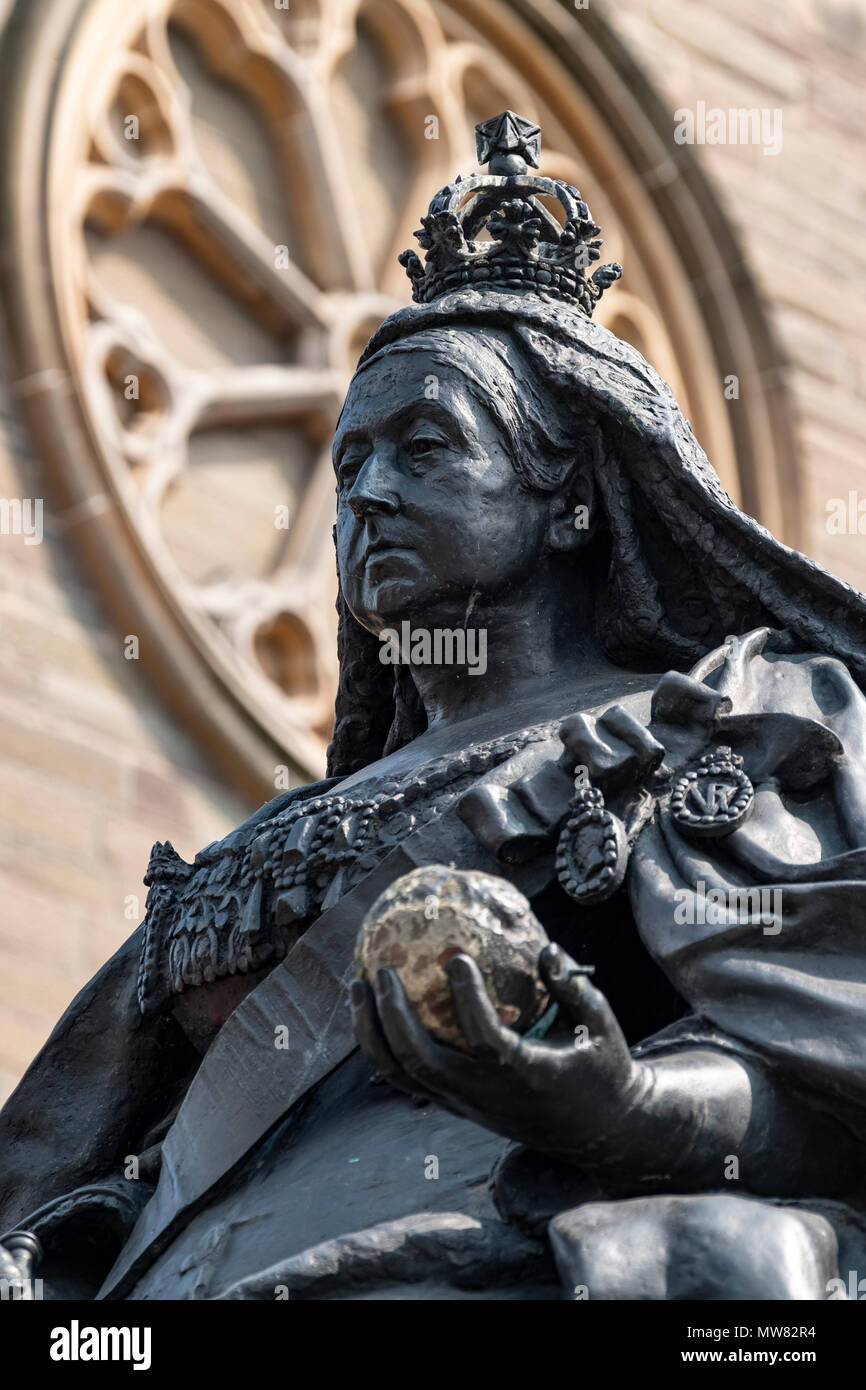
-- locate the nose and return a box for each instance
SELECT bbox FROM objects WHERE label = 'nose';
[346,449,400,520]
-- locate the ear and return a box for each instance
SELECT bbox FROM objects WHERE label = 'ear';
[545,465,598,555]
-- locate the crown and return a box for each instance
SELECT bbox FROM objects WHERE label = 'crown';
[398,111,622,315]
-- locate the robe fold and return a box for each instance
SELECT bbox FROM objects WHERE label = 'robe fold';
[2,628,866,1299]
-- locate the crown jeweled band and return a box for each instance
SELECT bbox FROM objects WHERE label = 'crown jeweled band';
[398,110,622,315]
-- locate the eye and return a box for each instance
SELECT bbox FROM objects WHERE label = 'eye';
[335,451,366,489]
[406,432,445,459]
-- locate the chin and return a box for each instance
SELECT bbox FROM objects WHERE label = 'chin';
[361,578,438,624]
[346,595,426,638]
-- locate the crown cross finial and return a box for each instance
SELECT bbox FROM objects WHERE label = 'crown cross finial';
[475,111,541,175]
[399,111,622,314]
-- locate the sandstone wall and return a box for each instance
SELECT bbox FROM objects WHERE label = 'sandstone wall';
[606,0,866,594]
[0,325,249,1105]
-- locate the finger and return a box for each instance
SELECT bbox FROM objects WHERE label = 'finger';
[446,954,521,1062]
[373,967,475,1093]
[538,944,623,1043]
[349,977,427,1098]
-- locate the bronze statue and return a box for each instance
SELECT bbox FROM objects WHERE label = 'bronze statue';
[3,111,866,1301]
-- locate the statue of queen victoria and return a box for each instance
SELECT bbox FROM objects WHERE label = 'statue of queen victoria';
[3,112,866,1302]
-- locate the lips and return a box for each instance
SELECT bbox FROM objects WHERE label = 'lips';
[362,539,414,566]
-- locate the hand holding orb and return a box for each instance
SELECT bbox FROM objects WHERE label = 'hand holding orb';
[354,865,550,1048]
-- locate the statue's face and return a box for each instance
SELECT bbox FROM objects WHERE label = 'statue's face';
[333,346,552,634]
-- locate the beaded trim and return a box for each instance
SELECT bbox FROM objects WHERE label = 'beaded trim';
[137,722,555,1016]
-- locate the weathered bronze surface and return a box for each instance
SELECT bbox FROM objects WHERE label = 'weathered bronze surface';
[3,115,866,1301]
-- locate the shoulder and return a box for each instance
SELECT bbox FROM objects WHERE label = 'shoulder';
[692,626,865,715]
[203,774,345,854]
[136,774,342,1018]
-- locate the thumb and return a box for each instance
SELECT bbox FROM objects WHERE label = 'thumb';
[539,943,624,1045]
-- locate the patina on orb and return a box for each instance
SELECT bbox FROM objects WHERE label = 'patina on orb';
[354,865,550,1049]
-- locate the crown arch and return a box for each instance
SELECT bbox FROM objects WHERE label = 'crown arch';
[0,0,800,799]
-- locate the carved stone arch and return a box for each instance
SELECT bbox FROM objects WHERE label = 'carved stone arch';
[0,0,801,801]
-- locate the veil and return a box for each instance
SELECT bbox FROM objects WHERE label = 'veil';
[328,288,866,777]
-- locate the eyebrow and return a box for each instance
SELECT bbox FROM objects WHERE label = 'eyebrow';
[332,398,466,463]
